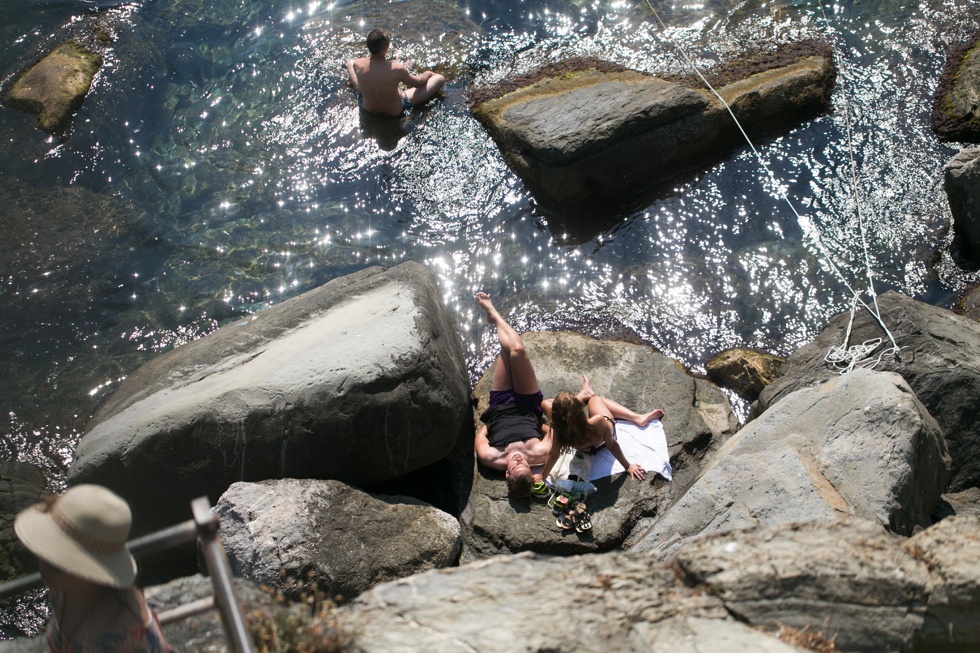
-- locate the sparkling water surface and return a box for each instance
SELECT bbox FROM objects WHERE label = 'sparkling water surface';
[1,0,979,634]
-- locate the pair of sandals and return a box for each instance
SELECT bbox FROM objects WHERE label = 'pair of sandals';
[556,501,592,533]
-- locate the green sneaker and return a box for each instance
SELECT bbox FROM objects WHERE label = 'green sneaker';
[530,481,550,501]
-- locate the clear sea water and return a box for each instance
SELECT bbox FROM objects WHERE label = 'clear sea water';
[1,0,979,636]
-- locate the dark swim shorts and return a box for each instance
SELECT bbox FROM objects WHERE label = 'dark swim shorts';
[481,389,545,449]
[487,389,544,415]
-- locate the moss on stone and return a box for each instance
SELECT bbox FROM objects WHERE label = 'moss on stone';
[470,68,652,128]
[469,40,834,112]
[663,39,834,90]
[5,40,103,131]
[932,30,980,143]
[468,57,630,109]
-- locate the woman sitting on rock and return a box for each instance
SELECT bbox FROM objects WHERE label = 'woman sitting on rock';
[533,375,663,485]
[14,484,176,653]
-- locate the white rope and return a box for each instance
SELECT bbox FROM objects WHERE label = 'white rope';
[812,0,904,370]
[640,0,904,371]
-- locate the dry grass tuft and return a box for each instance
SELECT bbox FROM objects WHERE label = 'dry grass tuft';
[248,584,354,653]
[776,623,839,653]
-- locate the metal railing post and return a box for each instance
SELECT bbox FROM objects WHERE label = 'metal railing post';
[191,496,254,653]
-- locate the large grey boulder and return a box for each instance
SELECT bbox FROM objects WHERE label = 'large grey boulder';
[755,291,980,492]
[69,262,469,534]
[337,550,812,652]
[944,147,980,258]
[471,42,834,208]
[5,42,102,131]
[461,331,736,559]
[630,369,949,560]
[215,478,461,602]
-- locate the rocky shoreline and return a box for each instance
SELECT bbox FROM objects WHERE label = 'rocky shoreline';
[4,25,980,653]
[2,260,980,652]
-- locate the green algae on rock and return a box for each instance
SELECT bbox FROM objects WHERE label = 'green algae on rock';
[5,41,103,132]
[932,31,980,143]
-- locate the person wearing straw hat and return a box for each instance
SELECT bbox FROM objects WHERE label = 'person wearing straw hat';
[14,484,176,653]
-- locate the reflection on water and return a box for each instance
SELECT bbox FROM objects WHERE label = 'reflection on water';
[1,0,980,633]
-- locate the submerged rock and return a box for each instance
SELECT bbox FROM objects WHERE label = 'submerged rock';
[0,461,49,582]
[705,347,784,402]
[932,31,980,143]
[956,283,980,322]
[69,262,469,534]
[461,331,736,560]
[5,42,102,132]
[755,291,980,492]
[216,479,461,602]
[630,369,949,560]
[470,42,835,210]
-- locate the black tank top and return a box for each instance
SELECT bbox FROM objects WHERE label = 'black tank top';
[480,403,542,448]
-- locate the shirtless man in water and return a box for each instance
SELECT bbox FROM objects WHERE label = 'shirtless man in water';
[346,28,446,116]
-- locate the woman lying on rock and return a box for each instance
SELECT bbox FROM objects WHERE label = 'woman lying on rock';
[533,377,663,485]
[474,291,662,497]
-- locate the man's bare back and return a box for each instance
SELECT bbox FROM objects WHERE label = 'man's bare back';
[346,29,445,117]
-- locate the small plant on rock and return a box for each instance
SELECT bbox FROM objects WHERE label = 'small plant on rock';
[248,583,353,653]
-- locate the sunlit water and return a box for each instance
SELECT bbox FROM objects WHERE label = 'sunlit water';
[2,0,980,635]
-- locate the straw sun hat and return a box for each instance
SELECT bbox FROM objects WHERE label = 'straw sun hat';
[14,484,138,589]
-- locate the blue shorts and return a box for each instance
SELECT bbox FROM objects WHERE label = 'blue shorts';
[356,93,413,116]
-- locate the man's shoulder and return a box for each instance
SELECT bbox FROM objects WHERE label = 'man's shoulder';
[388,59,411,73]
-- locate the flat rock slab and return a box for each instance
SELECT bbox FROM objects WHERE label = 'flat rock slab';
[461,332,736,559]
[69,262,469,534]
[756,290,980,492]
[673,516,980,653]
[673,519,931,652]
[216,478,461,602]
[337,551,766,653]
[5,41,102,131]
[472,44,834,207]
[630,369,949,560]
[905,514,980,650]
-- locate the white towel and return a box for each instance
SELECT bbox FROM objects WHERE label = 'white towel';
[588,420,672,482]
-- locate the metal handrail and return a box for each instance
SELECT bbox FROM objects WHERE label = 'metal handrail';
[0,496,254,653]
[0,518,198,599]
[191,496,254,653]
